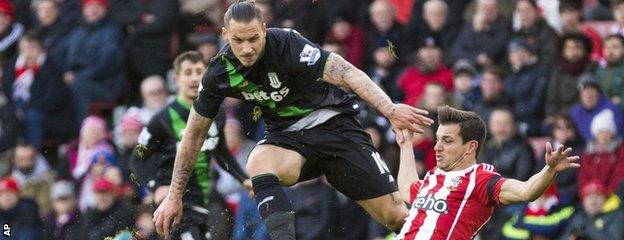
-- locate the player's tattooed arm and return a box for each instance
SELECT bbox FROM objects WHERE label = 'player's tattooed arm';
[168,108,213,198]
[323,53,394,115]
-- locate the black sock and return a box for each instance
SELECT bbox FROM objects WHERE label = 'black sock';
[252,174,293,218]
[252,174,295,240]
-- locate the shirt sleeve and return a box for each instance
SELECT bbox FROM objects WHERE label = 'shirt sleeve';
[475,164,508,206]
[280,28,330,80]
[409,180,423,203]
[193,62,227,119]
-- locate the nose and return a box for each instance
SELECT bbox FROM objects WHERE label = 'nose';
[434,141,442,151]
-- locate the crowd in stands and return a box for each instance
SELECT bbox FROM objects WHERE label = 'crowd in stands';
[1,0,624,239]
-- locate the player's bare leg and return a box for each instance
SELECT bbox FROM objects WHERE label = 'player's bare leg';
[246,144,306,240]
[357,191,409,233]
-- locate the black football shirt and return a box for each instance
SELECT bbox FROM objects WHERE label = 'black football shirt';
[193,28,359,132]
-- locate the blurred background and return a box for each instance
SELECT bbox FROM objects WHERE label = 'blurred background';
[1,0,624,239]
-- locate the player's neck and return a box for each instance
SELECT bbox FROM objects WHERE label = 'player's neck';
[445,156,477,172]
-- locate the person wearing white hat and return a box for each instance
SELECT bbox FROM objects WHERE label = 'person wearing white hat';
[43,180,80,240]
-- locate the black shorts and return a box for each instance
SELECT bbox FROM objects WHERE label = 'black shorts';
[256,114,398,200]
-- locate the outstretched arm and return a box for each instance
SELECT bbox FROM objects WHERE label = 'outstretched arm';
[322,53,433,137]
[498,142,580,205]
[397,129,420,204]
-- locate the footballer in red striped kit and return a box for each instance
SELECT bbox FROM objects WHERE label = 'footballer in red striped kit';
[395,106,580,239]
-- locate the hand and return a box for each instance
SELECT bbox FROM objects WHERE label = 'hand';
[394,129,415,146]
[544,142,580,173]
[153,193,183,239]
[385,103,433,142]
[476,53,491,66]
[63,72,76,85]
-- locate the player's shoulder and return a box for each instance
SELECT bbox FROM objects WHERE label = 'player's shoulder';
[475,163,501,178]
[266,27,301,41]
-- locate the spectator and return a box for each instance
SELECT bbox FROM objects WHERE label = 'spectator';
[0,92,22,152]
[132,75,171,124]
[325,16,366,68]
[0,0,24,64]
[406,0,469,43]
[254,0,276,27]
[114,109,142,179]
[472,65,514,121]
[610,0,624,36]
[58,0,125,123]
[559,1,603,62]
[452,0,511,67]
[504,38,548,136]
[43,180,81,240]
[0,177,42,240]
[125,0,179,105]
[186,32,221,63]
[596,35,624,111]
[398,38,453,107]
[404,0,458,56]
[31,0,78,65]
[417,82,457,132]
[479,107,536,181]
[77,150,121,211]
[2,32,75,148]
[58,116,115,181]
[365,0,404,69]
[79,178,134,240]
[545,34,593,122]
[570,75,624,141]
[287,179,339,240]
[10,142,53,216]
[559,181,624,240]
[540,114,585,203]
[513,0,559,70]
[451,60,478,110]
[478,107,536,239]
[367,41,404,102]
[578,109,624,194]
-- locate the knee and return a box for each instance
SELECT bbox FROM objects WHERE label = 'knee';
[246,149,276,177]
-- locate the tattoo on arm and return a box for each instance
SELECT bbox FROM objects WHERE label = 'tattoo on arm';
[323,53,394,116]
[169,109,213,198]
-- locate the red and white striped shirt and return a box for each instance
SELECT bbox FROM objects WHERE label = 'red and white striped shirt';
[396,163,507,240]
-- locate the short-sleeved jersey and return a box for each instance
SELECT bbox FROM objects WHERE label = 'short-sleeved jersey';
[193,28,359,132]
[397,163,507,240]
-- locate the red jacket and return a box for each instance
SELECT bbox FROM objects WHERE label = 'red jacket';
[581,25,603,63]
[398,64,453,106]
[578,140,624,194]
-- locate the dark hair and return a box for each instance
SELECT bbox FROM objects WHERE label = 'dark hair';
[559,0,581,12]
[20,31,43,47]
[437,106,487,156]
[604,34,624,46]
[550,114,580,137]
[517,0,538,9]
[482,65,504,79]
[173,51,205,74]
[560,33,592,55]
[612,0,624,8]
[223,1,263,27]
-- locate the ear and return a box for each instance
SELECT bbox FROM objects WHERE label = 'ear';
[221,27,228,43]
[466,140,478,155]
[262,22,267,36]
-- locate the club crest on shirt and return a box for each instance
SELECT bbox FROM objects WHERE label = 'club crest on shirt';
[268,72,281,88]
[448,176,463,191]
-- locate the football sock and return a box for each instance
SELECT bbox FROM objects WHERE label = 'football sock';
[252,174,295,240]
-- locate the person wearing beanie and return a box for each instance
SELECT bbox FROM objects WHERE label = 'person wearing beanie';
[504,37,548,136]
[43,180,81,240]
[0,177,43,239]
[0,0,24,64]
[560,180,624,240]
[578,109,624,195]
[570,75,624,141]
[79,177,134,240]
[131,51,250,239]
[57,0,124,123]
[452,60,479,110]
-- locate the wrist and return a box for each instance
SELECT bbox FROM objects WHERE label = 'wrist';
[383,104,396,118]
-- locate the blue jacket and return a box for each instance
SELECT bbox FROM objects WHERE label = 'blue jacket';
[58,17,125,96]
[570,97,624,141]
[504,63,548,122]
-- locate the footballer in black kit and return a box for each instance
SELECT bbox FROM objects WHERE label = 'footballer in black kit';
[154,2,433,239]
